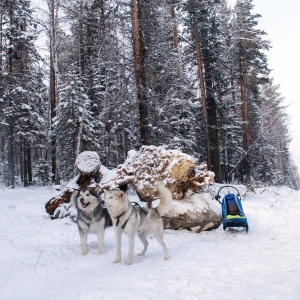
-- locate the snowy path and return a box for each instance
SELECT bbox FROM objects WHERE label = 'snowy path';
[0,186,299,300]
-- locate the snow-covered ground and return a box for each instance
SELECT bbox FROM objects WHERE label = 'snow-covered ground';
[0,184,299,300]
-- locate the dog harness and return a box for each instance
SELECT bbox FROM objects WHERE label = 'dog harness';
[115,202,147,229]
[115,211,130,229]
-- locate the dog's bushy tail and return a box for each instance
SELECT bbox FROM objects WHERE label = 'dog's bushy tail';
[156,183,173,215]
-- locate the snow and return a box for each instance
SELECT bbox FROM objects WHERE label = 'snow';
[74,151,101,173]
[169,193,221,215]
[1,185,300,299]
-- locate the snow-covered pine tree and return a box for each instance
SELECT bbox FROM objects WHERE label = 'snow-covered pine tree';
[181,0,234,181]
[0,0,48,187]
[250,79,294,186]
[90,0,140,167]
[231,0,270,180]
[54,69,99,178]
[215,0,244,182]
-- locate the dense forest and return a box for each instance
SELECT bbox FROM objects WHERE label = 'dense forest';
[0,0,299,189]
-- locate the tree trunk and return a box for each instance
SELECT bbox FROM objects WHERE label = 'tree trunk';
[100,0,105,35]
[74,100,87,173]
[230,65,236,108]
[79,0,85,77]
[240,60,249,151]
[201,28,221,182]
[0,2,3,94]
[27,142,32,185]
[170,3,179,50]
[23,140,29,187]
[9,126,15,188]
[170,2,181,77]
[131,0,150,145]
[192,13,211,170]
[8,3,15,188]
[49,0,60,185]
[239,58,250,178]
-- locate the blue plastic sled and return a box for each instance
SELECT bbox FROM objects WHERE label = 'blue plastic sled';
[215,186,249,232]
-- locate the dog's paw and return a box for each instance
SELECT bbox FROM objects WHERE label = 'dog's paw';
[164,255,170,260]
[125,260,133,265]
[137,252,145,256]
[81,249,88,255]
[98,250,105,255]
[113,258,121,263]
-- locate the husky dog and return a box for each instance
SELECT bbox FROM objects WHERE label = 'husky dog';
[71,186,112,255]
[102,183,172,265]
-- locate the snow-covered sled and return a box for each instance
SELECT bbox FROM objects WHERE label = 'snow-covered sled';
[215,186,249,233]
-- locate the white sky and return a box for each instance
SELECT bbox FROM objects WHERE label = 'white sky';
[228,0,300,170]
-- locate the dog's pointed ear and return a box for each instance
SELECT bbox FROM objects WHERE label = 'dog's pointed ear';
[70,190,80,206]
[94,185,101,194]
[103,188,109,195]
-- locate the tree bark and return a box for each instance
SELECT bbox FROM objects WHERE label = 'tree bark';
[0,1,3,93]
[8,2,15,188]
[23,141,32,187]
[192,13,211,170]
[239,58,250,178]
[74,100,87,173]
[201,29,221,182]
[100,0,105,35]
[49,0,60,185]
[131,0,150,145]
[170,1,182,85]
[79,0,85,77]
[170,3,179,50]
[230,65,236,107]
[9,126,15,188]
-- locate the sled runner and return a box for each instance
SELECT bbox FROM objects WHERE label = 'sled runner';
[215,186,249,233]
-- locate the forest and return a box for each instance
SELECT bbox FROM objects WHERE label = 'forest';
[0,0,299,189]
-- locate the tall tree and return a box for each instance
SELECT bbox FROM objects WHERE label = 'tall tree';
[183,0,231,181]
[131,0,150,145]
[231,0,270,179]
[0,0,48,187]
[48,0,62,184]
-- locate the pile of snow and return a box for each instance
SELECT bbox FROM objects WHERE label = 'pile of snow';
[0,184,300,299]
[75,151,101,173]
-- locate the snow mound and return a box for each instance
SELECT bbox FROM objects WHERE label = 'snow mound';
[75,151,101,173]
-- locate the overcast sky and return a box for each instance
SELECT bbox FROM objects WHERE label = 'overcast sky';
[228,0,300,170]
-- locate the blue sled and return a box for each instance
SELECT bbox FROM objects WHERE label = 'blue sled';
[215,186,249,233]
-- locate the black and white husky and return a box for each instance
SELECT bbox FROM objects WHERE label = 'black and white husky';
[71,186,111,255]
[102,183,172,265]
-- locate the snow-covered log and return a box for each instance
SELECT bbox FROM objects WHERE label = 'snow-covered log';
[130,146,215,202]
[45,151,104,219]
[101,146,215,203]
[101,150,136,190]
[162,193,222,231]
[45,148,216,230]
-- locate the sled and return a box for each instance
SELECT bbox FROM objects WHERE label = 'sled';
[215,186,249,233]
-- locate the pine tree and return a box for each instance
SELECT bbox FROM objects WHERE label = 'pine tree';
[53,68,99,178]
[182,0,234,181]
[0,0,48,187]
[231,0,270,179]
[250,79,290,185]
